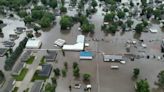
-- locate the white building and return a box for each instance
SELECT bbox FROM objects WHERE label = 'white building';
[63,35,85,51]
[26,39,42,49]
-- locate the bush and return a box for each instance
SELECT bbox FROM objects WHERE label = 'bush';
[83,73,91,81]
[54,68,60,77]
[62,69,66,77]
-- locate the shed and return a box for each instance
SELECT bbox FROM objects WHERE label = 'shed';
[12,62,26,76]
[38,64,52,77]
[103,55,123,62]
[80,51,93,60]
[30,80,44,92]
[26,39,42,49]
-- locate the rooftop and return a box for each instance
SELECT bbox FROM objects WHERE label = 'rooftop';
[12,62,25,75]
[38,64,52,77]
[30,80,44,92]
[21,50,32,62]
[104,55,123,61]
[44,51,57,62]
[0,48,8,57]
[4,79,15,92]
[80,51,93,57]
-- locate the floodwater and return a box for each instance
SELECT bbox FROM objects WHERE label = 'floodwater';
[0,0,163,92]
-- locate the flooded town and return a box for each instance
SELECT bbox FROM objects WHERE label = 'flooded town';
[0,0,164,92]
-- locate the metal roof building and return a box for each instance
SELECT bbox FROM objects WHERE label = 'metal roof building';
[26,39,42,49]
[12,62,26,76]
[80,51,93,60]
[20,50,32,62]
[4,79,16,92]
[103,55,123,62]
[44,51,57,62]
[38,64,52,77]
[30,80,44,92]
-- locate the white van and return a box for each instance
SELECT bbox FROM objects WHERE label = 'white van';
[110,65,119,69]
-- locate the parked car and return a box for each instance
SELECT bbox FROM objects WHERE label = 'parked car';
[74,83,81,89]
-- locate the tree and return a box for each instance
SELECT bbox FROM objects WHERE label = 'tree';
[73,67,80,77]
[0,28,2,33]
[60,6,67,13]
[135,23,144,33]
[8,48,13,54]
[81,23,95,33]
[142,20,148,27]
[141,0,147,7]
[156,70,164,88]
[83,73,91,82]
[117,10,125,19]
[73,62,78,69]
[54,68,60,77]
[91,0,97,9]
[45,83,56,92]
[49,0,57,9]
[39,16,51,28]
[5,52,8,58]
[133,68,140,79]
[104,12,115,22]
[153,9,161,19]
[61,0,65,6]
[108,24,118,33]
[18,10,27,18]
[24,16,33,24]
[60,16,73,29]
[126,19,134,28]
[27,33,34,38]
[31,10,43,20]
[0,70,4,84]
[130,0,134,7]
[0,20,3,24]
[64,62,68,70]
[62,69,66,77]
[136,79,150,92]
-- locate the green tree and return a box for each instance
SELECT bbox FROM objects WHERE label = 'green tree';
[108,24,118,33]
[73,62,78,69]
[91,0,97,9]
[62,69,66,77]
[54,68,60,77]
[60,16,73,29]
[142,20,148,27]
[31,10,43,20]
[157,70,164,88]
[49,0,57,9]
[81,23,95,33]
[64,62,68,70]
[24,16,33,24]
[39,16,51,28]
[104,12,115,22]
[0,70,5,84]
[133,68,140,79]
[0,28,2,33]
[45,83,56,92]
[60,6,67,13]
[153,9,161,19]
[83,73,91,82]
[126,19,134,28]
[136,79,150,92]
[117,10,125,19]
[135,23,144,33]
[73,67,80,77]
[8,48,13,54]
[141,0,147,7]
[18,10,27,18]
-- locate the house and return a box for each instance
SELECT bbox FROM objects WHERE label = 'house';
[80,51,93,60]
[21,50,32,62]
[4,79,16,92]
[103,55,123,62]
[63,35,85,51]
[0,48,8,57]
[3,41,15,47]
[15,27,26,34]
[44,51,57,62]
[38,64,52,77]
[26,39,42,49]
[9,34,19,41]
[30,80,44,92]
[12,62,26,76]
